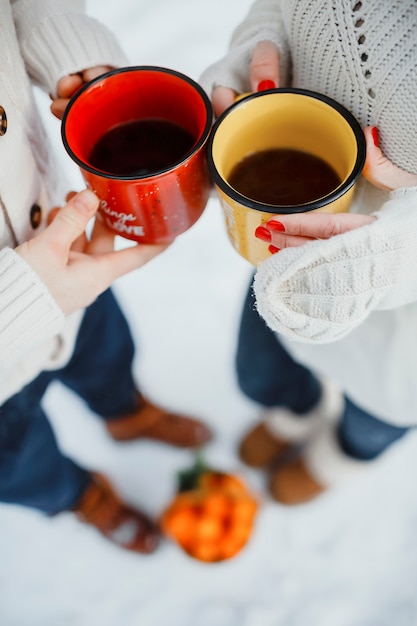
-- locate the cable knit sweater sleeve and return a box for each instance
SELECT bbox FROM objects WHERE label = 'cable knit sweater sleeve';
[0,248,64,369]
[253,186,417,344]
[200,0,290,95]
[11,0,128,97]
[0,1,128,401]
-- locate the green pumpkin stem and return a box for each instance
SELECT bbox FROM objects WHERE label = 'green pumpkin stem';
[177,451,210,492]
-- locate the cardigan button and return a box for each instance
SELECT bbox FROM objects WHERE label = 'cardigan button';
[30,203,42,229]
[0,106,7,136]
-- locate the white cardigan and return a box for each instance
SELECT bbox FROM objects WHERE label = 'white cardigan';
[0,0,127,404]
[202,0,417,426]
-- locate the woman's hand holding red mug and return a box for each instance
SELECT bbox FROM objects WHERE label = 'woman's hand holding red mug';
[16,190,168,316]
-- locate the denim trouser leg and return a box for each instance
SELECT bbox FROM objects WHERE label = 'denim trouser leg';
[57,288,137,419]
[0,391,90,513]
[338,397,409,460]
[0,289,137,513]
[236,279,322,412]
[236,279,410,459]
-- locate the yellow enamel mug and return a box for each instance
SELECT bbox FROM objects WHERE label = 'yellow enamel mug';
[207,88,366,266]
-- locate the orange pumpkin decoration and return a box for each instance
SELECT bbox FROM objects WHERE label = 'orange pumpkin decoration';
[160,459,259,562]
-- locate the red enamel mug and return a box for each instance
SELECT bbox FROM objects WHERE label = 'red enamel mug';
[61,66,213,244]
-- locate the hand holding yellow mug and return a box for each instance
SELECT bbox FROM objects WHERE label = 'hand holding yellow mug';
[207,88,366,266]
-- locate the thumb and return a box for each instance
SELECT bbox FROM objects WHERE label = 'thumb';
[41,189,99,255]
[363,126,417,192]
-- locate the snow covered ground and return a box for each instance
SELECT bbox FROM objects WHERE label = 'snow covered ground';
[2,1,417,624]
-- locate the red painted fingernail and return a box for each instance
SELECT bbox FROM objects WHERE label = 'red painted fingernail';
[371,126,379,147]
[255,226,272,242]
[257,80,276,92]
[268,245,280,254]
[267,220,285,232]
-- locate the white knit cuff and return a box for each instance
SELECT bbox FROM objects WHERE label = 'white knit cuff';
[199,0,289,96]
[389,185,417,201]
[0,248,64,370]
[254,187,417,343]
[230,0,290,80]
[13,1,128,96]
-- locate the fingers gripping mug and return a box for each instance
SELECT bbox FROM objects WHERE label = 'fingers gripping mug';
[207,88,366,265]
[62,66,213,244]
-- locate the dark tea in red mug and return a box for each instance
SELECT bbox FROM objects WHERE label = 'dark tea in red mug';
[61,66,213,244]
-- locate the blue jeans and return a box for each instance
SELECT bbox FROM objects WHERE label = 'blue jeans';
[0,289,139,514]
[236,281,409,461]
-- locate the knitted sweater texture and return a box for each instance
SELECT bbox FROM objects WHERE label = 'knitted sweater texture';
[0,0,127,403]
[201,0,417,425]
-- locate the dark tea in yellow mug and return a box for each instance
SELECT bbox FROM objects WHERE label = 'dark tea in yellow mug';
[207,88,366,265]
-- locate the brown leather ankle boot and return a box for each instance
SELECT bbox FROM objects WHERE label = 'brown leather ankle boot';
[74,473,160,553]
[239,421,292,467]
[105,394,213,448]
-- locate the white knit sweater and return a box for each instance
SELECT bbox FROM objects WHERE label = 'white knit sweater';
[0,0,127,404]
[202,0,417,426]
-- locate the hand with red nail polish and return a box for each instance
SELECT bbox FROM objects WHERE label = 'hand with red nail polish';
[363,126,417,192]
[202,40,280,118]
[257,80,276,91]
[249,41,280,94]
[266,220,285,232]
[255,226,272,242]
[258,212,375,251]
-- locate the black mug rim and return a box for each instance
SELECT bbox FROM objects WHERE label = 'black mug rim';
[207,87,366,214]
[61,65,213,181]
